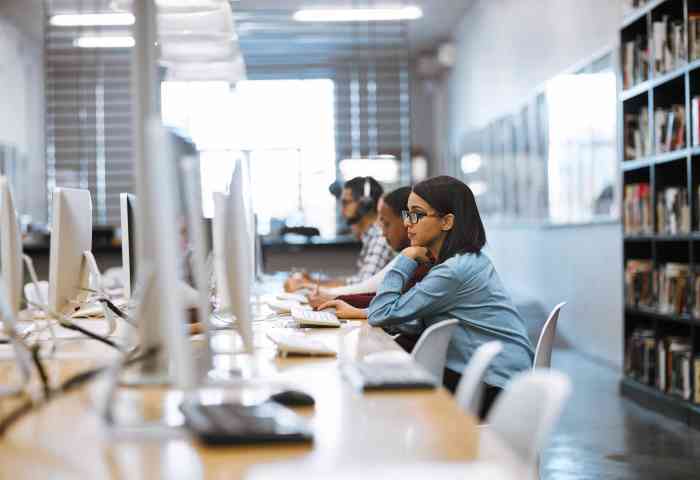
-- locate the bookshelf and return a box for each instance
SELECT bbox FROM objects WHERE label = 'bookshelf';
[620,0,700,428]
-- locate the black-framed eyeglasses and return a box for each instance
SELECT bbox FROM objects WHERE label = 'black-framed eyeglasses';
[401,210,441,225]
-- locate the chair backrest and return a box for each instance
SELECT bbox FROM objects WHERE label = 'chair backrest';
[454,341,503,416]
[411,319,459,384]
[483,369,572,468]
[533,302,566,369]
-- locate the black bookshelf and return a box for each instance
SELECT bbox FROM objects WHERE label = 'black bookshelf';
[621,0,700,426]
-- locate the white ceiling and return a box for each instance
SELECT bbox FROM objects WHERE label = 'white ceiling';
[234,0,473,54]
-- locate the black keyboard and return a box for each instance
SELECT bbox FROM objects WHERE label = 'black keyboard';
[180,401,313,446]
[341,361,438,391]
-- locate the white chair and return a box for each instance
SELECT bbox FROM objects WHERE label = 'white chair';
[479,369,572,480]
[533,302,566,369]
[411,318,459,384]
[454,341,503,417]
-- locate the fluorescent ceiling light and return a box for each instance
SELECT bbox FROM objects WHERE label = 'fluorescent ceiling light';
[74,36,135,48]
[460,153,482,174]
[50,13,135,27]
[294,6,422,22]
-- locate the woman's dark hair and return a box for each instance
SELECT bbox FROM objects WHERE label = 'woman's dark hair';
[382,186,412,217]
[412,175,486,262]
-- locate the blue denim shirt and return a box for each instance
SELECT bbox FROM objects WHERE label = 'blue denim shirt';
[368,252,534,388]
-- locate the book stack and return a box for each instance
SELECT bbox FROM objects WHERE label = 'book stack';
[657,336,692,399]
[622,36,650,89]
[652,15,687,75]
[690,14,700,61]
[656,263,689,315]
[624,107,651,159]
[625,327,657,385]
[654,105,686,153]
[656,187,690,234]
[625,259,654,308]
[623,183,653,234]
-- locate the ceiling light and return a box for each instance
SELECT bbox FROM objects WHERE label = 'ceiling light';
[293,6,422,22]
[74,36,135,48]
[50,13,135,27]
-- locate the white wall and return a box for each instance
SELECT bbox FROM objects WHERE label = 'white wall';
[0,1,45,222]
[443,0,626,367]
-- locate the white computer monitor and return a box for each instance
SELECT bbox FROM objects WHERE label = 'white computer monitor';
[223,160,254,353]
[212,192,229,309]
[48,187,94,316]
[0,176,23,317]
[120,193,137,299]
[129,118,194,388]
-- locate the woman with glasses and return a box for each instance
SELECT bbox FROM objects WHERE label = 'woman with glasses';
[367,176,534,419]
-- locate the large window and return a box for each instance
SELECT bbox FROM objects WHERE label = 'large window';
[161,78,337,236]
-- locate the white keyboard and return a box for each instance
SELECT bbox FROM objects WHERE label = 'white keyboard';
[291,306,340,328]
[266,332,336,356]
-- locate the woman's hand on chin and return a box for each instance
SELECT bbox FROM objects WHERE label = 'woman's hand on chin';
[401,246,431,262]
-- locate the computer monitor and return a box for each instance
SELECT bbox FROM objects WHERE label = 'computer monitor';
[0,176,23,317]
[48,187,94,316]
[128,118,194,388]
[212,192,229,309]
[120,193,137,299]
[223,160,254,353]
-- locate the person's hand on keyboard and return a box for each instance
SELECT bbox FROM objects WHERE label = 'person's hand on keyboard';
[316,299,367,320]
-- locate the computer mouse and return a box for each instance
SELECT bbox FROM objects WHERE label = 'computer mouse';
[269,389,315,407]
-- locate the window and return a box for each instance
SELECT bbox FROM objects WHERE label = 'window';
[161,78,337,236]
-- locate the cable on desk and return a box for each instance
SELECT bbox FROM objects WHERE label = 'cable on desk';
[0,346,159,436]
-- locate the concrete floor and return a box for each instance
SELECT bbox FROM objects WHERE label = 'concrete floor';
[542,348,700,480]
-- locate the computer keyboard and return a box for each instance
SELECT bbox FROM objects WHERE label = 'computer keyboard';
[179,401,313,445]
[267,331,337,356]
[290,306,340,327]
[340,361,438,391]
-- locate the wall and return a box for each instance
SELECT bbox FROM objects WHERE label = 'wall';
[444,0,625,367]
[0,0,45,223]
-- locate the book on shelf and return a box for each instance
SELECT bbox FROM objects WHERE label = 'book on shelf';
[624,183,652,234]
[694,357,700,404]
[624,108,651,160]
[655,105,686,154]
[692,96,700,147]
[625,328,657,386]
[667,337,692,400]
[690,14,700,61]
[622,35,650,89]
[656,187,690,235]
[625,259,654,308]
[653,15,686,75]
[657,263,689,315]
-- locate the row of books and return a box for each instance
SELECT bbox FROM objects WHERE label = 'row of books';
[624,260,690,316]
[656,187,690,235]
[623,104,685,158]
[622,35,650,89]
[625,329,698,402]
[624,183,653,235]
[652,15,687,75]
[624,108,651,160]
[655,105,686,153]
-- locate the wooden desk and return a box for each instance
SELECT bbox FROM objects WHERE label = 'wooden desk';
[0,316,478,479]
